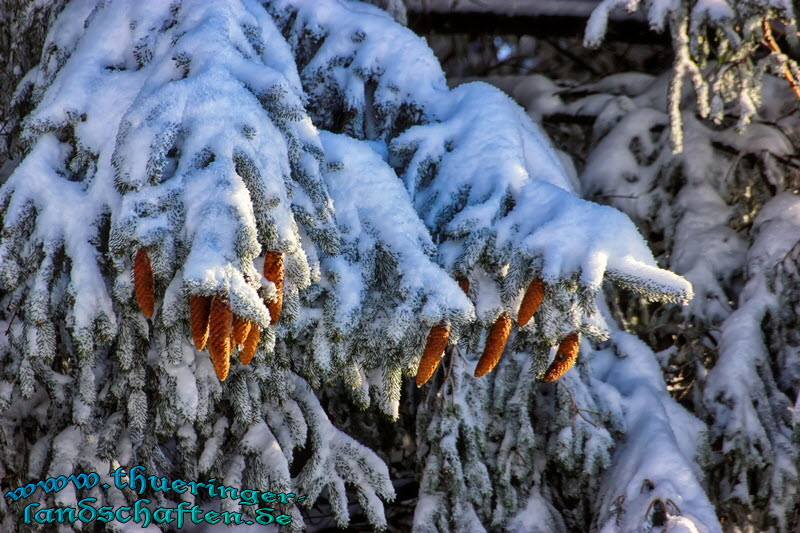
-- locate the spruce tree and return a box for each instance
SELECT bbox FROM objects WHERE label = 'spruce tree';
[580,2,800,529]
[1,0,716,531]
[572,71,800,531]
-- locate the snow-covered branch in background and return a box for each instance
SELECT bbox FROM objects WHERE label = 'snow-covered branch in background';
[586,0,800,151]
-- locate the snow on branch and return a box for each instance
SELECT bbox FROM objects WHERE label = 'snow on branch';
[291,373,395,529]
[391,82,692,308]
[702,192,800,530]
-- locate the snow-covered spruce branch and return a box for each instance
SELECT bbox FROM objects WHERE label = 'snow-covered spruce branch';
[1,0,695,531]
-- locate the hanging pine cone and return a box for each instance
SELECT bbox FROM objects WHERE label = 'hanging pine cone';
[474,313,512,378]
[415,322,451,387]
[239,324,261,366]
[133,248,154,318]
[518,279,544,327]
[263,251,284,326]
[542,332,581,383]
[208,295,233,381]
[189,295,211,350]
[232,315,251,346]
[456,276,470,295]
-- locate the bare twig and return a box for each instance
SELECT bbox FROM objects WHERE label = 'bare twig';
[557,381,606,429]
[4,306,19,335]
[762,18,800,99]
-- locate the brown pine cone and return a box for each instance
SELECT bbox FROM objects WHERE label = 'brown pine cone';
[133,248,155,318]
[517,279,544,327]
[263,251,284,326]
[456,276,470,295]
[189,295,212,350]
[542,332,581,383]
[239,325,261,366]
[415,322,451,387]
[474,313,513,378]
[208,295,233,381]
[232,315,251,346]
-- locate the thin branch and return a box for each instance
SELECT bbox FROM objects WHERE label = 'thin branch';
[762,18,800,99]
[594,193,640,200]
[542,36,601,76]
[4,306,19,335]
[557,381,606,429]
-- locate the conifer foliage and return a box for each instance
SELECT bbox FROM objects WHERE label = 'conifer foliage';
[1,0,704,530]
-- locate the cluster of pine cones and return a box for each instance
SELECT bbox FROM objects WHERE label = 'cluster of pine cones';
[133,248,577,384]
[133,249,284,381]
[415,278,580,386]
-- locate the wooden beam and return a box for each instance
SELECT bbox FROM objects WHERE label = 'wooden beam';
[407,7,668,45]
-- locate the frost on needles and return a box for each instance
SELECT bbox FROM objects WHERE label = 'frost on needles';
[0,0,700,531]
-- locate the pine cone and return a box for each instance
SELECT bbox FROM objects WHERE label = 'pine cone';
[542,332,581,383]
[239,324,260,366]
[232,315,251,346]
[263,251,284,326]
[208,295,233,381]
[518,279,544,327]
[189,295,211,350]
[456,276,470,295]
[133,248,154,318]
[415,322,450,387]
[474,313,512,378]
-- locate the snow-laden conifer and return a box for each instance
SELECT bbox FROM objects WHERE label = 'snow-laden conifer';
[1,0,701,530]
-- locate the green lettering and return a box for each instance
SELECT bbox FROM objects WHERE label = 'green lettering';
[220,511,245,524]
[204,510,220,524]
[153,507,174,524]
[255,507,275,525]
